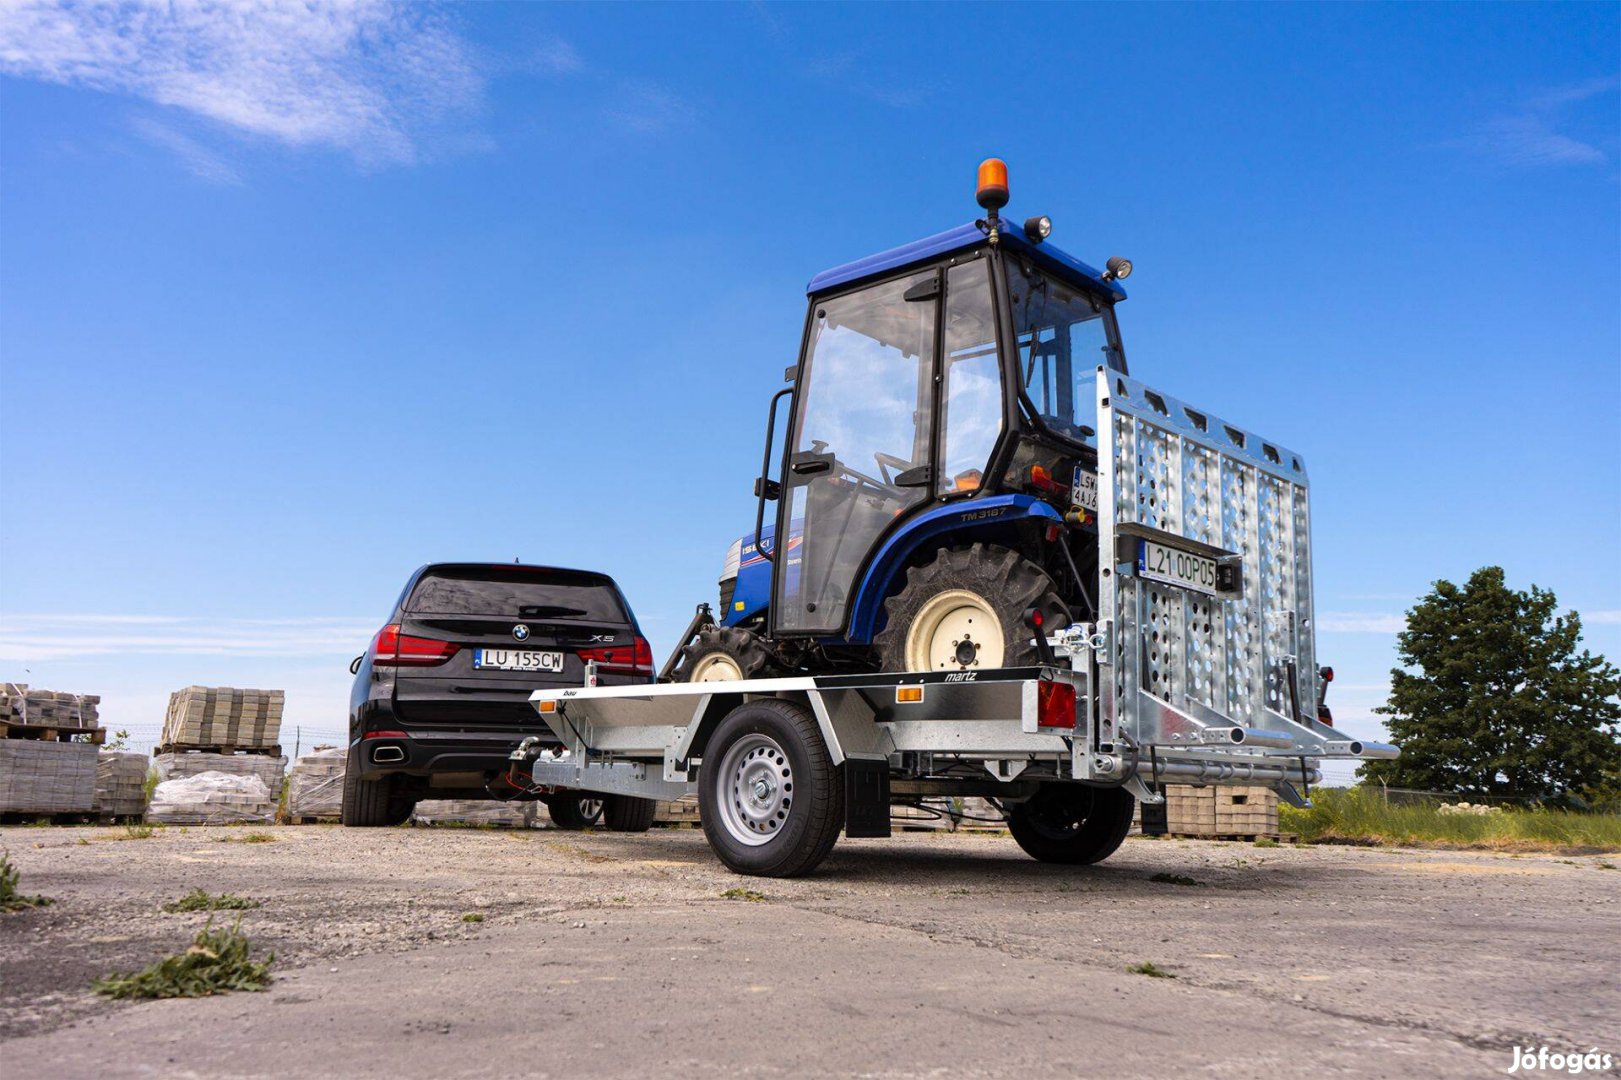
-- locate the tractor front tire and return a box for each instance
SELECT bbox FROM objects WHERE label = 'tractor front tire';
[874,544,1069,672]
[1007,783,1135,865]
[672,625,778,683]
[699,698,843,877]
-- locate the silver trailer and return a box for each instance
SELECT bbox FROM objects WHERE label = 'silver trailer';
[518,371,1395,877]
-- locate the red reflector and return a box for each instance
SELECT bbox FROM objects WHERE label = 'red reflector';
[1321,666,1335,683]
[370,624,459,666]
[1037,679,1077,729]
[362,729,408,740]
[578,636,654,678]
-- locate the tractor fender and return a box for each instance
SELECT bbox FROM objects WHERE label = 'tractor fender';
[845,495,1063,644]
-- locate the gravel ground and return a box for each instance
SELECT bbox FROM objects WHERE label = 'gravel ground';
[1,823,1617,1077]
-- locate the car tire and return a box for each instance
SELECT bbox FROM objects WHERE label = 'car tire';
[671,625,778,682]
[1006,783,1135,865]
[603,794,657,833]
[698,698,842,878]
[874,544,1069,672]
[341,769,415,827]
[546,795,604,829]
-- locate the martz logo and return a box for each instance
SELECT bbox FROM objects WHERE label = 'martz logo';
[512,624,530,642]
[944,672,978,682]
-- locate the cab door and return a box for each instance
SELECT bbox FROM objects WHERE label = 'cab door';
[774,269,939,635]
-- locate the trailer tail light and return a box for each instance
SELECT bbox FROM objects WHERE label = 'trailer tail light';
[370,624,459,666]
[1036,679,1077,730]
[578,636,654,678]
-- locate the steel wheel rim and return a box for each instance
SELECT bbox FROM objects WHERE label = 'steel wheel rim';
[578,797,603,824]
[906,589,1004,670]
[713,732,793,847]
[691,653,745,682]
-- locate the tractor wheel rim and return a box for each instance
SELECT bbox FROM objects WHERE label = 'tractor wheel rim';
[906,589,1004,670]
[714,733,792,847]
[691,653,745,682]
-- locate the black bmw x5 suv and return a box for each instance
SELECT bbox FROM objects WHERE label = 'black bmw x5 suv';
[344,562,657,830]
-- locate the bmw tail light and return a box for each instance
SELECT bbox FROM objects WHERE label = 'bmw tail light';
[578,636,654,678]
[1036,679,1077,729]
[370,624,459,666]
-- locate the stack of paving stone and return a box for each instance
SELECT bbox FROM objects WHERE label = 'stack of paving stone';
[1165,784,1280,837]
[652,794,701,827]
[153,750,286,793]
[0,740,98,814]
[286,747,346,821]
[161,687,283,750]
[413,799,539,828]
[147,772,275,825]
[1,683,101,731]
[95,750,150,819]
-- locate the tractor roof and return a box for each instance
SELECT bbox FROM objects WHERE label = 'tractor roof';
[806,220,1127,302]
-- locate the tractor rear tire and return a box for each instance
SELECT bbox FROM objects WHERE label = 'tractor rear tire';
[874,544,1069,672]
[340,770,415,827]
[699,698,843,877]
[671,625,779,683]
[1007,783,1135,865]
[603,794,657,833]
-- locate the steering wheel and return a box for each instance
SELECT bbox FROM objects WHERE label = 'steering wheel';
[873,451,915,486]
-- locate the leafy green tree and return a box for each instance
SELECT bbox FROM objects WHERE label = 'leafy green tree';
[1361,567,1621,801]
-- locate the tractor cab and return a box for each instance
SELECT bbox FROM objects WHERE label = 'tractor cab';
[769,163,1132,638]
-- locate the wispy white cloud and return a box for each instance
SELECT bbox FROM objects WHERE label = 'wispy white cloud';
[0,0,487,167]
[605,81,696,134]
[1317,612,1406,634]
[1586,610,1621,625]
[0,613,377,662]
[1445,76,1616,168]
[803,51,927,109]
[130,115,241,183]
[532,37,583,76]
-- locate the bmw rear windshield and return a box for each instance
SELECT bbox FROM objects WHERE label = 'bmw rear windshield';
[406,567,629,622]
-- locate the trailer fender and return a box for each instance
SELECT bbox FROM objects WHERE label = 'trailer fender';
[670,687,888,773]
[845,495,1064,643]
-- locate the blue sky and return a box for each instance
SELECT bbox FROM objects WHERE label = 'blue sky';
[1,2,1617,776]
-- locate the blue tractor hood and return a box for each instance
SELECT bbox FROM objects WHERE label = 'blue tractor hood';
[806,219,1126,303]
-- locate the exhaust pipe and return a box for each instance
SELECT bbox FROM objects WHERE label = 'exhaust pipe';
[372,745,405,764]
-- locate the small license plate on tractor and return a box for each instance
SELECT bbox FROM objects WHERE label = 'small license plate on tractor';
[473,649,565,673]
[1071,466,1098,512]
[1136,540,1218,597]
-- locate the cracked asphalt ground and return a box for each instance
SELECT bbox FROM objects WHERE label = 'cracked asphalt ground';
[1,825,1617,1078]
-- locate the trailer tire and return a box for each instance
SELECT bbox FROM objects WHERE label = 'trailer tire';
[1007,783,1134,865]
[603,794,657,833]
[340,770,415,827]
[671,625,779,683]
[699,698,842,877]
[546,794,604,829]
[875,544,1069,672]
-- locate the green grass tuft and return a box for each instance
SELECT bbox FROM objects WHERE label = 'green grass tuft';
[720,887,766,902]
[0,850,53,913]
[162,888,260,913]
[93,920,272,999]
[213,831,277,844]
[462,912,484,923]
[1129,961,1175,978]
[1280,787,1621,852]
[1150,872,1201,886]
[1253,836,1280,848]
[122,822,157,840]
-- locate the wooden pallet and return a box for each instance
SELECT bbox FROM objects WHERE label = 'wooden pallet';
[0,721,106,745]
[1165,832,1299,843]
[154,743,282,757]
[0,812,98,826]
[288,816,340,825]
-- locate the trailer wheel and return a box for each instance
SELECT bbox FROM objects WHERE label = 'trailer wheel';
[1007,783,1134,865]
[699,698,843,877]
[546,794,604,829]
[672,626,778,682]
[603,794,656,833]
[875,544,1069,672]
[340,770,415,827]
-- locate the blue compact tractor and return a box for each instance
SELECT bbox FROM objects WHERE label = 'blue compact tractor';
[666,160,1136,682]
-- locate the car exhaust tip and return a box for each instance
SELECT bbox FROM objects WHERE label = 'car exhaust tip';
[372,745,406,764]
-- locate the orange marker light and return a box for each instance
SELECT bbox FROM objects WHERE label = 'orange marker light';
[976,158,1009,211]
[896,686,925,704]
